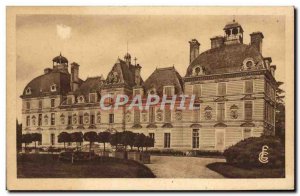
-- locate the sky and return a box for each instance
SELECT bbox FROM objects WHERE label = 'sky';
[16,14,285,121]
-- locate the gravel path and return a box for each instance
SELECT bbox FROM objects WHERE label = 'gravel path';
[145,155,225,178]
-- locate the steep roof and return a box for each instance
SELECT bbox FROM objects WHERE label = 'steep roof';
[75,76,104,99]
[186,43,265,76]
[52,53,68,64]
[144,66,183,96]
[21,69,71,98]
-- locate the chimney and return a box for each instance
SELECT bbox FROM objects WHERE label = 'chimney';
[44,68,52,74]
[135,64,142,86]
[210,36,224,49]
[189,39,200,63]
[71,62,80,91]
[263,57,272,70]
[250,32,264,54]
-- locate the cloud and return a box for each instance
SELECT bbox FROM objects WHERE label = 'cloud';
[56,24,71,40]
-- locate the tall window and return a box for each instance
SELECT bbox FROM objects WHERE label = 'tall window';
[109,114,114,124]
[67,97,72,105]
[149,106,155,123]
[90,114,95,124]
[89,93,96,103]
[38,114,42,126]
[68,116,72,125]
[192,129,199,148]
[164,107,171,123]
[245,101,253,120]
[26,102,30,110]
[38,100,43,109]
[79,115,83,125]
[164,133,171,148]
[217,103,225,121]
[51,113,55,125]
[243,128,252,139]
[26,116,30,126]
[134,109,140,124]
[245,80,253,94]
[51,133,55,145]
[51,99,55,108]
[149,133,155,141]
[164,86,173,96]
[218,83,226,96]
[193,109,200,122]
[193,84,201,98]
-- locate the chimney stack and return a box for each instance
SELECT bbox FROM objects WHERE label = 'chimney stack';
[135,64,142,86]
[250,32,264,54]
[210,36,224,49]
[270,65,276,77]
[71,62,80,92]
[189,39,200,63]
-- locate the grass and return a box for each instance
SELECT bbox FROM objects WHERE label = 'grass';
[207,162,285,178]
[17,153,155,178]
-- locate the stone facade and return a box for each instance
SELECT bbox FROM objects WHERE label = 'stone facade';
[21,20,277,151]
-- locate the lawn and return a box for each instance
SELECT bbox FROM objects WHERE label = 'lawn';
[17,154,155,178]
[207,162,285,178]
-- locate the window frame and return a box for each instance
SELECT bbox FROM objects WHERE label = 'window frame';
[218,83,227,96]
[217,102,225,121]
[192,129,200,149]
[164,132,171,148]
[244,101,253,121]
[163,85,174,97]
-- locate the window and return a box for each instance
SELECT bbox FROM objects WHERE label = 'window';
[25,87,31,95]
[51,99,55,108]
[50,84,57,92]
[109,114,114,124]
[38,100,43,109]
[193,84,201,98]
[78,96,85,103]
[26,116,30,126]
[38,114,42,126]
[90,114,95,124]
[68,116,72,125]
[192,129,200,148]
[149,133,155,141]
[79,115,83,125]
[245,80,253,94]
[164,133,171,148]
[164,107,171,123]
[50,133,55,145]
[26,102,30,110]
[38,140,42,145]
[89,93,96,103]
[243,128,252,139]
[134,109,140,124]
[217,103,225,121]
[218,83,226,96]
[164,86,174,96]
[193,109,200,122]
[133,89,140,96]
[149,106,155,123]
[51,113,55,125]
[67,97,72,105]
[245,101,253,120]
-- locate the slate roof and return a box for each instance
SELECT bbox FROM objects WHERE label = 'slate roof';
[52,53,68,64]
[21,69,71,98]
[144,66,183,96]
[74,76,104,99]
[186,43,265,76]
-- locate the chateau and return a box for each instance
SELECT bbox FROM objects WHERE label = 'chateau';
[21,20,277,151]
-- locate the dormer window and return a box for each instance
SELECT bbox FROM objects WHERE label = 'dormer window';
[89,93,97,103]
[164,86,174,96]
[242,58,255,70]
[148,88,157,95]
[78,96,85,103]
[25,87,32,95]
[67,96,73,105]
[50,84,57,92]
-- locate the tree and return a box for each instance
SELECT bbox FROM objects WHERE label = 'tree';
[71,132,83,151]
[109,132,122,150]
[98,131,111,152]
[58,132,71,150]
[144,136,154,151]
[31,133,42,150]
[120,131,135,151]
[22,133,32,151]
[83,131,98,153]
[16,120,22,152]
[134,133,146,152]
[275,81,285,144]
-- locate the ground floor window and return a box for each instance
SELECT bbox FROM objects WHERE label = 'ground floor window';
[164,133,170,148]
[243,128,252,139]
[192,129,199,148]
[50,133,55,145]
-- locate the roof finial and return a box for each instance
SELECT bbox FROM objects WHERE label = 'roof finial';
[60,52,62,56]
[233,15,235,23]
[127,40,129,54]
[134,57,137,65]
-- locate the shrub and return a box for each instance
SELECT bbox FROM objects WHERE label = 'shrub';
[223,136,284,169]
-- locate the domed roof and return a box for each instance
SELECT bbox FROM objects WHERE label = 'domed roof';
[223,20,242,30]
[52,53,68,64]
[124,52,131,59]
[21,70,71,98]
[186,43,265,76]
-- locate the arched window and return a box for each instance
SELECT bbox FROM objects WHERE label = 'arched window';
[25,87,32,95]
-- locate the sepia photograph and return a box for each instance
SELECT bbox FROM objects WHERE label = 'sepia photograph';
[6,6,294,190]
